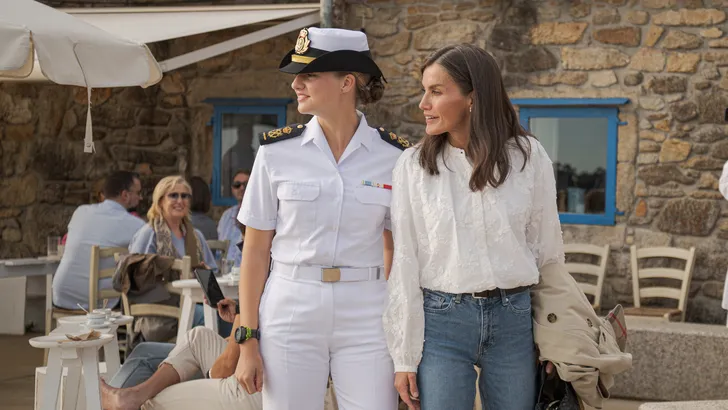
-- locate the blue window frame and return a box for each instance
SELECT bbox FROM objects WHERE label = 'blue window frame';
[512,98,629,226]
[207,98,292,206]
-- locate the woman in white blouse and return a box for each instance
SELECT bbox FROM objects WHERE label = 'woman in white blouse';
[384,44,565,410]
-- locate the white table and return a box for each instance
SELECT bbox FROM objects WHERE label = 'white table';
[54,315,133,377]
[170,277,238,341]
[0,257,60,335]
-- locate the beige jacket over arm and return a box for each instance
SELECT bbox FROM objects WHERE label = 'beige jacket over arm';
[532,262,633,409]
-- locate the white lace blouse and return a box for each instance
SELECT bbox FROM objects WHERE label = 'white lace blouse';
[383,136,566,372]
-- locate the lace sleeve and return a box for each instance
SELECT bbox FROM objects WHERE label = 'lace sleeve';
[383,152,425,373]
[526,141,565,269]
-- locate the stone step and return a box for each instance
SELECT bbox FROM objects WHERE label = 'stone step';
[640,401,728,410]
[611,317,728,402]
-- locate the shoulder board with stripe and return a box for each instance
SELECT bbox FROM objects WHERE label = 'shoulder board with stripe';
[376,127,411,151]
[259,124,306,145]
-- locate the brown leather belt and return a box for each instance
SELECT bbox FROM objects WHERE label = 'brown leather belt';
[471,285,531,299]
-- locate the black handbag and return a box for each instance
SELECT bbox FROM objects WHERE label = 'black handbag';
[535,364,583,410]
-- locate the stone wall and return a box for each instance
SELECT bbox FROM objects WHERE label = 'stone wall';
[344,0,728,323]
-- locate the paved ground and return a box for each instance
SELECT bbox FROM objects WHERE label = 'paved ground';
[0,333,644,410]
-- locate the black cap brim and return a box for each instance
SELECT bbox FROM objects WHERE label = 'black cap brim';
[279,49,383,79]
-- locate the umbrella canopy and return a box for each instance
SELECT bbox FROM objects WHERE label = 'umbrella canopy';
[0,0,163,152]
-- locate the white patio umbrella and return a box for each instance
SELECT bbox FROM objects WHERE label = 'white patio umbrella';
[0,0,163,153]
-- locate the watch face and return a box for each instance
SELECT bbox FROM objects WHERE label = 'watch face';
[235,327,244,343]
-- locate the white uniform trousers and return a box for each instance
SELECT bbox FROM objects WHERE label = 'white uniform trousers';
[259,270,398,410]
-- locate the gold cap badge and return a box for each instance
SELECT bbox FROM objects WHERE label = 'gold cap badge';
[295,28,311,55]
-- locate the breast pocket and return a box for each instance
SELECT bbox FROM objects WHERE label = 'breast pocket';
[353,186,391,228]
[277,181,320,233]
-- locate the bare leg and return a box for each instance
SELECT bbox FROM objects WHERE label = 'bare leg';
[101,364,181,410]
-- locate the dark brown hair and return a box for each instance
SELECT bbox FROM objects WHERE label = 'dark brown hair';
[337,72,385,105]
[189,176,211,213]
[418,44,531,192]
[103,171,140,199]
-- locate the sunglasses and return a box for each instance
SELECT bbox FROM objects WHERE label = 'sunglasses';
[167,192,191,201]
[232,181,248,189]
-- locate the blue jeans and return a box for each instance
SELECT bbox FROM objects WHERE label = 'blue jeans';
[108,342,175,388]
[417,288,537,410]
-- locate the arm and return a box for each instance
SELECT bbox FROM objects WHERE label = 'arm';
[383,154,425,373]
[209,315,241,379]
[236,146,278,338]
[128,225,156,254]
[383,230,394,280]
[197,230,218,271]
[526,141,565,269]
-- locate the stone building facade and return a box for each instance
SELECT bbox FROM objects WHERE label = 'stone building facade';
[1,0,728,323]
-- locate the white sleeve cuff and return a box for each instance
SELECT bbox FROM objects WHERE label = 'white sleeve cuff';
[394,365,419,373]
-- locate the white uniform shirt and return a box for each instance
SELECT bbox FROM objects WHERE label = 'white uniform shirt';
[52,200,145,309]
[383,137,566,372]
[238,114,403,268]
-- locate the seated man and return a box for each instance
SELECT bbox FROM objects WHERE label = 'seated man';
[217,169,249,267]
[53,171,144,310]
[103,298,339,410]
[102,298,261,410]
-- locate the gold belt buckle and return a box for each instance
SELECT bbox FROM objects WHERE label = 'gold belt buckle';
[322,268,341,283]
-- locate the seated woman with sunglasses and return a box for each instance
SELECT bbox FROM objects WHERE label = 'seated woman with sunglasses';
[128,176,218,344]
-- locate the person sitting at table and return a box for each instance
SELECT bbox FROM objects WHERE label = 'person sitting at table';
[188,176,218,241]
[104,241,249,391]
[101,297,262,410]
[217,169,249,267]
[52,171,145,310]
[128,175,218,344]
[101,297,339,410]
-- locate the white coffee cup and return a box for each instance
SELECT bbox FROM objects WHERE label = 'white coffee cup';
[86,312,106,326]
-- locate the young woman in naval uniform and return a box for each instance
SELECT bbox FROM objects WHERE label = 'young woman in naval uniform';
[233,27,409,410]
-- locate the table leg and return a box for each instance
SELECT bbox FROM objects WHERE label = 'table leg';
[203,304,219,334]
[81,347,102,410]
[0,276,28,335]
[41,348,63,410]
[103,331,121,379]
[63,359,82,410]
[177,291,195,341]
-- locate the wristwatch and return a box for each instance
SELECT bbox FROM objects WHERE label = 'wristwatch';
[235,326,260,344]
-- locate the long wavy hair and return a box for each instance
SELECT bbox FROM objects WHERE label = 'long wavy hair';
[417,44,532,191]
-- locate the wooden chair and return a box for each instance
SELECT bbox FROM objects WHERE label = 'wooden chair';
[624,245,696,322]
[564,244,610,311]
[120,255,192,349]
[43,245,128,364]
[88,246,129,310]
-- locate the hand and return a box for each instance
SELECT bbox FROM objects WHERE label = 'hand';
[217,298,237,323]
[545,361,555,375]
[394,372,420,410]
[235,342,264,394]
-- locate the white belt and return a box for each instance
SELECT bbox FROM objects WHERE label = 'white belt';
[270,261,384,283]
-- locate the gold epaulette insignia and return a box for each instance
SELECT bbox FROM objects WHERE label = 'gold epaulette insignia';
[259,124,306,145]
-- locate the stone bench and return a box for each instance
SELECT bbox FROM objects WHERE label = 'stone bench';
[610,317,728,402]
[639,401,728,409]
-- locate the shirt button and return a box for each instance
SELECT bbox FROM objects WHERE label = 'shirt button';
[547,313,557,323]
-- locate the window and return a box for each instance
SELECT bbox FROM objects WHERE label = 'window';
[513,98,629,226]
[208,98,292,206]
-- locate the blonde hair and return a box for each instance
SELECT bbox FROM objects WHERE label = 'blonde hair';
[146,175,192,222]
